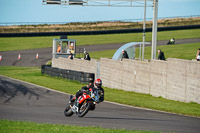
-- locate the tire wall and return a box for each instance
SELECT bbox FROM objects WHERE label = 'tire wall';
[41,65,95,84]
[50,57,97,83]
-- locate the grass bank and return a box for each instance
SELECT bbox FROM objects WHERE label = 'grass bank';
[0,120,157,133]
[0,29,200,51]
[0,66,200,117]
[89,42,200,60]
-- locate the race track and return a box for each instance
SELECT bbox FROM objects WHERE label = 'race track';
[0,38,200,67]
[0,76,200,133]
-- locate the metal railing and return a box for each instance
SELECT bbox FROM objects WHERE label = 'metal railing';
[42,0,154,7]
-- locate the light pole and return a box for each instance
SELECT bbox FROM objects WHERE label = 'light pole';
[142,0,147,61]
[151,0,158,60]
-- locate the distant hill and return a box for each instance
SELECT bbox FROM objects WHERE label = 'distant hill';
[0,17,200,33]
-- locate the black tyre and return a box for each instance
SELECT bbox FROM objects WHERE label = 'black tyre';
[90,104,96,111]
[64,104,74,117]
[77,101,91,117]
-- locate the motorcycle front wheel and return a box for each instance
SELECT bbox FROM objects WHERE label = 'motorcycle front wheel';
[77,100,91,117]
[64,104,74,117]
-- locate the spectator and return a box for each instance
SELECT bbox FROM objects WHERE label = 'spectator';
[69,42,75,54]
[196,48,200,61]
[57,44,61,53]
[84,51,91,61]
[121,49,129,61]
[68,51,73,60]
[158,49,166,61]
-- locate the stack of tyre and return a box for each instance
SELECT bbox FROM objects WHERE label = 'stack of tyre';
[41,65,94,84]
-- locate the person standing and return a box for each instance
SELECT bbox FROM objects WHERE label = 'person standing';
[84,51,91,61]
[68,51,73,60]
[196,48,200,61]
[158,49,166,61]
[121,49,129,61]
[57,44,61,53]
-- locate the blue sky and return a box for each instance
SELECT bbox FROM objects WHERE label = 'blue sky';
[0,0,200,23]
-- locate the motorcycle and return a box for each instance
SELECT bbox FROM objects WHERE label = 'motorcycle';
[64,88,100,117]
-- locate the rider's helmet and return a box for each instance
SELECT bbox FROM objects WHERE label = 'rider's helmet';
[94,78,102,88]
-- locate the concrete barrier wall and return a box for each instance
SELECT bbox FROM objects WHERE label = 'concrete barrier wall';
[100,58,200,104]
[100,58,151,94]
[52,57,98,76]
[52,57,200,104]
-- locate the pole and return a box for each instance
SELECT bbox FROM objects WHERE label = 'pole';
[142,0,146,61]
[151,0,158,60]
[139,44,141,61]
[53,39,57,58]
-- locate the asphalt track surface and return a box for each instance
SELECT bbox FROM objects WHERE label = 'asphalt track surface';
[0,76,200,133]
[0,38,200,67]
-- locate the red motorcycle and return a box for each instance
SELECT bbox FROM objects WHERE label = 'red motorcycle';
[64,88,100,117]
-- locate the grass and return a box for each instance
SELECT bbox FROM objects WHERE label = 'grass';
[0,67,82,94]
[0,66,200,117]
[89,42,200,60]
[0,120,157,133]
[0,29,200,51]
[90,49,117,59]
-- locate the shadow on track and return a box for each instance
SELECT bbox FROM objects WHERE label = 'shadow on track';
[0,79,40,103]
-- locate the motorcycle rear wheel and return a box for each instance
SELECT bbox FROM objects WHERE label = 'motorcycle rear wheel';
[64,104,74,117]
[77,101,91,117]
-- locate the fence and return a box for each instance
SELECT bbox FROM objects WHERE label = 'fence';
[52,57,200,104]
[41,65,95,84]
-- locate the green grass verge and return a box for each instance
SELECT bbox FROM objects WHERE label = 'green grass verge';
[0,120,157,133]
[0,66,200,117]
[0,29,200,51]
[90,49,117,59]
[89,42,200,60]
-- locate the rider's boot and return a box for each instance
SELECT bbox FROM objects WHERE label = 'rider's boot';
[69,95,76,104]
[72,99,79,112]
[74,99,79,107]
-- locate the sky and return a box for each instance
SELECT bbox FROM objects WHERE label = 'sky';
[0,0,200,23]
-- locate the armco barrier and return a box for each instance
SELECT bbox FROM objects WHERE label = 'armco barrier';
[41,65,95,84]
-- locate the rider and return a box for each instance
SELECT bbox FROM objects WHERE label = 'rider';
[75,82,94,99]
[93,78,104,102]
[73,78,104,106]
